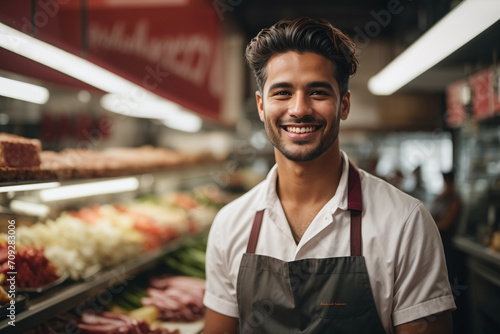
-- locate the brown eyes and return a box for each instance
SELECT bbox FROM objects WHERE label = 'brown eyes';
[273,90,329,96]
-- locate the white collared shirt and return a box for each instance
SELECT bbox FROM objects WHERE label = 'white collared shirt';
[204,151,456,333]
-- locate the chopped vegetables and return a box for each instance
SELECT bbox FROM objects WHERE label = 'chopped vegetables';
[16,209,144,280]
[14,188,220,281]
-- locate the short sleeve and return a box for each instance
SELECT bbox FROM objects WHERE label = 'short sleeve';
[203,216,240,318]
[392,202,456,326]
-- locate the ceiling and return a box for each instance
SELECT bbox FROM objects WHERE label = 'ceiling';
[408,18,500,92]
[228,0,458,45]
[226,0,499,93]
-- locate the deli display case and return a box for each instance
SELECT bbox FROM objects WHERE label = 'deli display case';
[453,116,500,334]
[0,158,234,333]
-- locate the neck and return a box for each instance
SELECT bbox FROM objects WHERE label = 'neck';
[275,143,344,205]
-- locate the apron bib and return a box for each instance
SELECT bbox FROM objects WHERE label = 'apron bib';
[236,161,387,333]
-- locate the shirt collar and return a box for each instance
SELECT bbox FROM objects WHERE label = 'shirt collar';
[252,163,278,211]
[336,150,350,212]
[254,150,351,213]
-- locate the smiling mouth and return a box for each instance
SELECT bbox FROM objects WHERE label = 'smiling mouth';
[284,126,319,134]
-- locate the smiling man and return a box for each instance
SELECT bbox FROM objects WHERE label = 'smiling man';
[203,17,456,333]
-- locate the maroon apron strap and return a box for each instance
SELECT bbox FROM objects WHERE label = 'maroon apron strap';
[246,210,265,254]
[350,211,362,256]
[348,161,363,256]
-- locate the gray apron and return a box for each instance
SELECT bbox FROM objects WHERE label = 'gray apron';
[237,161,387,333]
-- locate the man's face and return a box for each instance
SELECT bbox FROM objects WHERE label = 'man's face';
[256,52,350,162]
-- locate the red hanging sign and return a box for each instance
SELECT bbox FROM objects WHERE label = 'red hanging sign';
[0,0,224,120]
[470,68,494,120]
[446,80,467,127]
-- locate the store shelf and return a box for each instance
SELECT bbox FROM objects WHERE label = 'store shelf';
[453,235,500,269]
[0,162,223,190]
[0,162,224,220]
[0,233,203,333]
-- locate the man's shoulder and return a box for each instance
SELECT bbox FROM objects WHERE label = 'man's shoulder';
[358,169,438,256]
[359,169,423,213]
[216,178,268,221]
[208,180,269,253]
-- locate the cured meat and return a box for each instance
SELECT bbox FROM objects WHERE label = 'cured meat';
[141,276,206,322]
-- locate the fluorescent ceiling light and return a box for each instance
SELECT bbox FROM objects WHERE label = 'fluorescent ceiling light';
[0,22,202,132]
[0,181,60,193]
[0,22,144,95]
[100,93,203,132]
[0,76,49,104]
[368,0,500,95]
[106,0,188,6]
[10,200,49,217]
[161,115,202,133]
[39,177,139,201]
[100,93,184,119]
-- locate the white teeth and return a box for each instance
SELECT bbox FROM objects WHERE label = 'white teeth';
[286,126,315,133]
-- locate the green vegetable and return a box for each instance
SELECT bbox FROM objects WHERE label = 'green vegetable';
[112,297,137,312]
[121,291,143,308]
[162,234,208,279]
[108,283,148,311]
[164,256,206,279]
[135,194,160,204]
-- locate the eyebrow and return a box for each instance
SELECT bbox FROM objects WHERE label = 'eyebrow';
[267,82,293,91]
[267,81,335,92]
[306,81,335,90]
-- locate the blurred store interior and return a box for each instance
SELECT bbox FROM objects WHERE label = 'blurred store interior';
[1,0,500,333]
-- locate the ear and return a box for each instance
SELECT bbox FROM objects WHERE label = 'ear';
[256,90,265,122]
[340,91,351,120]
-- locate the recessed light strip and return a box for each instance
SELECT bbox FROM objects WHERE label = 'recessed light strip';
[39,177,139,202]
[10,200,50,217]
[0,76,50,104]
[0,181,60,193]
[100,93,203,132]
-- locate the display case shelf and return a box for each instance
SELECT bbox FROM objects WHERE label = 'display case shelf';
[0,163,224,332]
[453,236,500,269]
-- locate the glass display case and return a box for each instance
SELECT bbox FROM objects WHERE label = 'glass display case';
[453,115,500,334]
[455,117,500,246]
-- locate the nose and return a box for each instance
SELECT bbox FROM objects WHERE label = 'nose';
[289,92,312,118]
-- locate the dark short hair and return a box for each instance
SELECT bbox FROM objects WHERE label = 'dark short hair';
[245,17,358,97]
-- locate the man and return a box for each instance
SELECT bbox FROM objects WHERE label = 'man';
[203,17,456,333]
